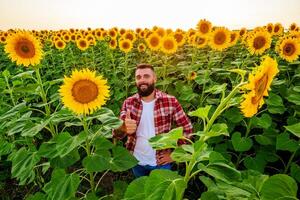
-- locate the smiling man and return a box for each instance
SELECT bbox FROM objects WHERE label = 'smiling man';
[113,63,193,177]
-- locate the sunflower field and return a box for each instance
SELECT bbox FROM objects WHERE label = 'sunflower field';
[0,19,300,200]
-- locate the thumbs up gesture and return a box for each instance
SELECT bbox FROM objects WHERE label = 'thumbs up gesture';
[122,110,137,135]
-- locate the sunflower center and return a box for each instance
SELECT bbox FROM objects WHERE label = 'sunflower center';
[283,43,296,56]
[196,37,205,45]
[80,40,87,47]
[274,26,279,33]
[150,37,159,47]
[164,40,174,50]
[72,80,98,103]
[200,24,209,34]
[174,34,183,43]
[214,32,226,45]
[252,74,268,104]
[253,36,266,49]
[15,39,35,58]
[122,42,130,49]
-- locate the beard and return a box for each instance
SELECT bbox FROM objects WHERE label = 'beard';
[137,82,155,97]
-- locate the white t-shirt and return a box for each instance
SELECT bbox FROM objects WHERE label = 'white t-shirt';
[133,99,156,166]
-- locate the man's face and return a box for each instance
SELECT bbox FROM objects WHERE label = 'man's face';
[135,68,156,97]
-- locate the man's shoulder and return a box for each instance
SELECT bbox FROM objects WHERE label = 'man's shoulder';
[156,90,178,102]
[124,93,139,103]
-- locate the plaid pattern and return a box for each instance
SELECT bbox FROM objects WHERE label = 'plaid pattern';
[113,89,193,163]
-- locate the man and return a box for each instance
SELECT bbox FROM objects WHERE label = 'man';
[113,63,192,177]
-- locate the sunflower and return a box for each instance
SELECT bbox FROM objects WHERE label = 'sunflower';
[229,31,239,47]
[60,68,110,115]
[192,33,207,48]
[273,23,284,36]
[276,37,300,62]
[146,33,161,51]
[155,27,166,38]
[247,30,271,55]
[196,19,212,35]
[108,28,117,38]
[240,56,279,117]
[265,23,274,35]
[76,38,89,51]
[289,23,297,31]
[123,30,136,42]
[137,43,146,52]
[86,34,96,46]
[173,31,186,46]
[187,71,197,80]
[109,38,117,49]
[161,36,178,54]
[119,39,133,53]
[208,27,231,51]
[55,39,66,50]
[4,31,43,67]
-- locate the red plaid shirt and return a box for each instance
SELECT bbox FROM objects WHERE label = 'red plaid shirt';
[113,89,193,163]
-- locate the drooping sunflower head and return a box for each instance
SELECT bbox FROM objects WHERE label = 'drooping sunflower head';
[4,30,43,67]
[208,27,231,51]
[161,36,178,54]
[246,30,271,55]
[240,56,279,117]
[276,36,300,62]
[119,39,133,53]
[196,19,212,35]
[146,33,161,51]
[60,68,110,115]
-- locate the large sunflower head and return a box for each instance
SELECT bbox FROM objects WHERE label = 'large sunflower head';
[196,19,212,35]
[119,39,133,53]
[208,27,231,51]
[60,68,110,115]
[146,33,161,51]
[160,36,178,54]
[276,37,300,62]
[240,56,279,117]
[4,30,43,67]
[246,30,271,55]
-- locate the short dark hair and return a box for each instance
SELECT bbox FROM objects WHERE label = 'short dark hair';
[136,63,154,71]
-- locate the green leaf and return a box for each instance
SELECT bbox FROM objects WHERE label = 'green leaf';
[253,114,272,129]
[171,147,192,162]
[109,146,138,172]
[38,131,88,158]
[149,127,183,150]
[111,180,128,200]
[204,84,227,94]
[26,192,47,200]
[50,108,75,125]
[21,118,51,137]
[50,149,80,169]
[255,135,273,145]
[290,163,300,183]
[82,154,110,173]
[276,133,298,152]
[286,91,300,105]
[284,123,300,138]
[8,147,40,185]
[244,155,267,173]
[231,132,253,152]
[188,105,211,119]
[204,123,229,141]
[144,170,186,200]
[261,174,298,200]
[0,139,14,156]
[198,162,241,184]
[223,107,243,123]
[266,93,284,107]
[124,176,147,200]
[43,169,80,200]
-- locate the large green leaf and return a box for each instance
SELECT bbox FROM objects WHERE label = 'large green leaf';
[198,162,241,184]
[290,163,300,183]
[144,170,186,200]
[223,107,243,123]
[203,123,229,141]
[261,174,298,200]
[8,147,40,185]
[123,176,147,200]
[38,131,88,158]
[253,114,272,129]
[286,91,300,105]
[43,169,80,200]
[276,133,298,152]
[284,123,300,138]
[188,105,211,120]
[82,154,111,173]
[0,139,14,156]
[109,146,138,172]
[231,132,253,152]
[243,155,267,173]
[149,127,183,150]
[21,118,51,137]
[171,147,192,162]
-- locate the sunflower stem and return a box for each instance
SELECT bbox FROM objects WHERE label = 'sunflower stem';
[4,74,16,106]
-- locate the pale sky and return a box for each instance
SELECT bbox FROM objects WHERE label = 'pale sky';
[0,0,300,31]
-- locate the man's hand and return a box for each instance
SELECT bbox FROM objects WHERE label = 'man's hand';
[122,110,137,135]
[157,151,173,165]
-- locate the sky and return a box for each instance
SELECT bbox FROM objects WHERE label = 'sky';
[0,0,300,31]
